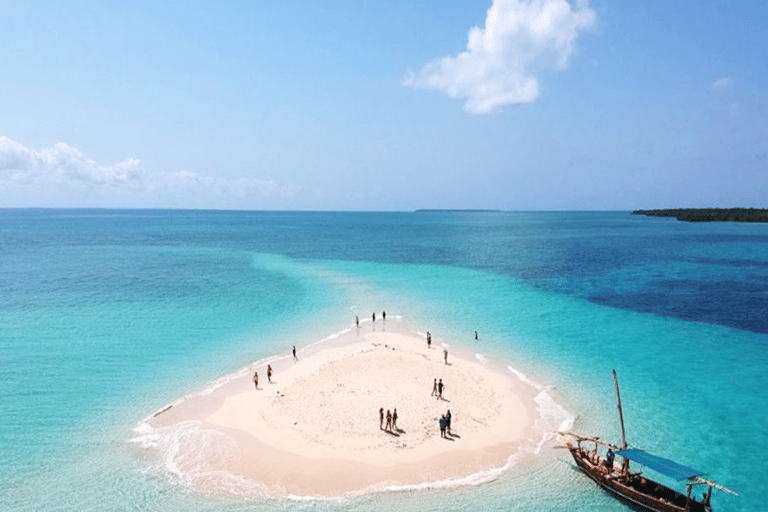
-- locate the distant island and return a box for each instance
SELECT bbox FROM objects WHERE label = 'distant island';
[414,209,502,213]
[632,208,768,223]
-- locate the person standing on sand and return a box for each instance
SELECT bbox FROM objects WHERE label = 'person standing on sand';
[439,415,447,438]
[445,409,452,436]
[427,331,431,348]
[437,379,444,400]
[444,348,448,364]
[392,408,398,431]
[293,346,297,361]
[253,371,258,389]
[267,365,273,383]
[431,378,438,396]
[385,409,392,432]
[379,408,384,429]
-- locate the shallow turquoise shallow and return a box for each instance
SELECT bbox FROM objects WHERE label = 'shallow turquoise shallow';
[1,210,765,511]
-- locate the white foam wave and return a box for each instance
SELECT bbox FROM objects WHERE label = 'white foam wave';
[133,417,525,501]
[350,452,522,498]
[507,365,574,455]
[131,419,277,497]
[507,365,544,391]
[532,389,574,452]
[321,328,351,341]
[130,421,161,449]
[302,326,354,351]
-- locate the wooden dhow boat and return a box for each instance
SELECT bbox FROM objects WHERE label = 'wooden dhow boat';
[561,370,737,512]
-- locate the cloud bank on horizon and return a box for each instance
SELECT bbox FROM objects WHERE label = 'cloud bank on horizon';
[0,136,295,208]
[404,0,596,113]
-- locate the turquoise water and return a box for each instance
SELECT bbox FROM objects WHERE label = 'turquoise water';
[1,210,765,511]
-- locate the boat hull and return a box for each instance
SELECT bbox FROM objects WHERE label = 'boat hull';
[566,443,710,512]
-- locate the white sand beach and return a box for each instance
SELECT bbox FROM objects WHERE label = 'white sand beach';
[144,328,534,497]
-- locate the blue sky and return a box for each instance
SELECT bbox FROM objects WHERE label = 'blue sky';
[1,0,766,210]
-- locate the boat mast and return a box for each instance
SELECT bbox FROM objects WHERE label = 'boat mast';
[613,369,631,474]
[613,369,627,449]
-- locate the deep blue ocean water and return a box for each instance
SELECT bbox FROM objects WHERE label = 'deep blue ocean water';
[1,209,766,511]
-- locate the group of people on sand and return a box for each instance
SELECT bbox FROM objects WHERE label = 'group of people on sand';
[252,364,274,390]
[431,378,446,400]
[379,407,400,433]
[356,311,387,327]
[424,332,448,364]
[439,409,453,438]
[431,378,457,438]
[378,403,458,440]
[254,342,300,390]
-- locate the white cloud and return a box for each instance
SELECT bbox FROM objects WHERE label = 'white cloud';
[404,0,596,113]
[0,136,297,207]
[711,76,735,93]
[0,136,145,189]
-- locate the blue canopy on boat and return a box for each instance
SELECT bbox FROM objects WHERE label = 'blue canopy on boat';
[615,449,706,481]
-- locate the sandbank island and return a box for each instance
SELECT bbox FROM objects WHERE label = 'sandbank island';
[137,323,538,498]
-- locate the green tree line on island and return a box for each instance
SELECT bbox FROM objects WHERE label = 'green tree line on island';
[632,208,768,222]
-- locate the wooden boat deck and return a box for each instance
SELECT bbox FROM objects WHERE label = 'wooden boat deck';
[567,442,711,512]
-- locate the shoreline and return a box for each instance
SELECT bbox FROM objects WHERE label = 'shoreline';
[133,319,558,498]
